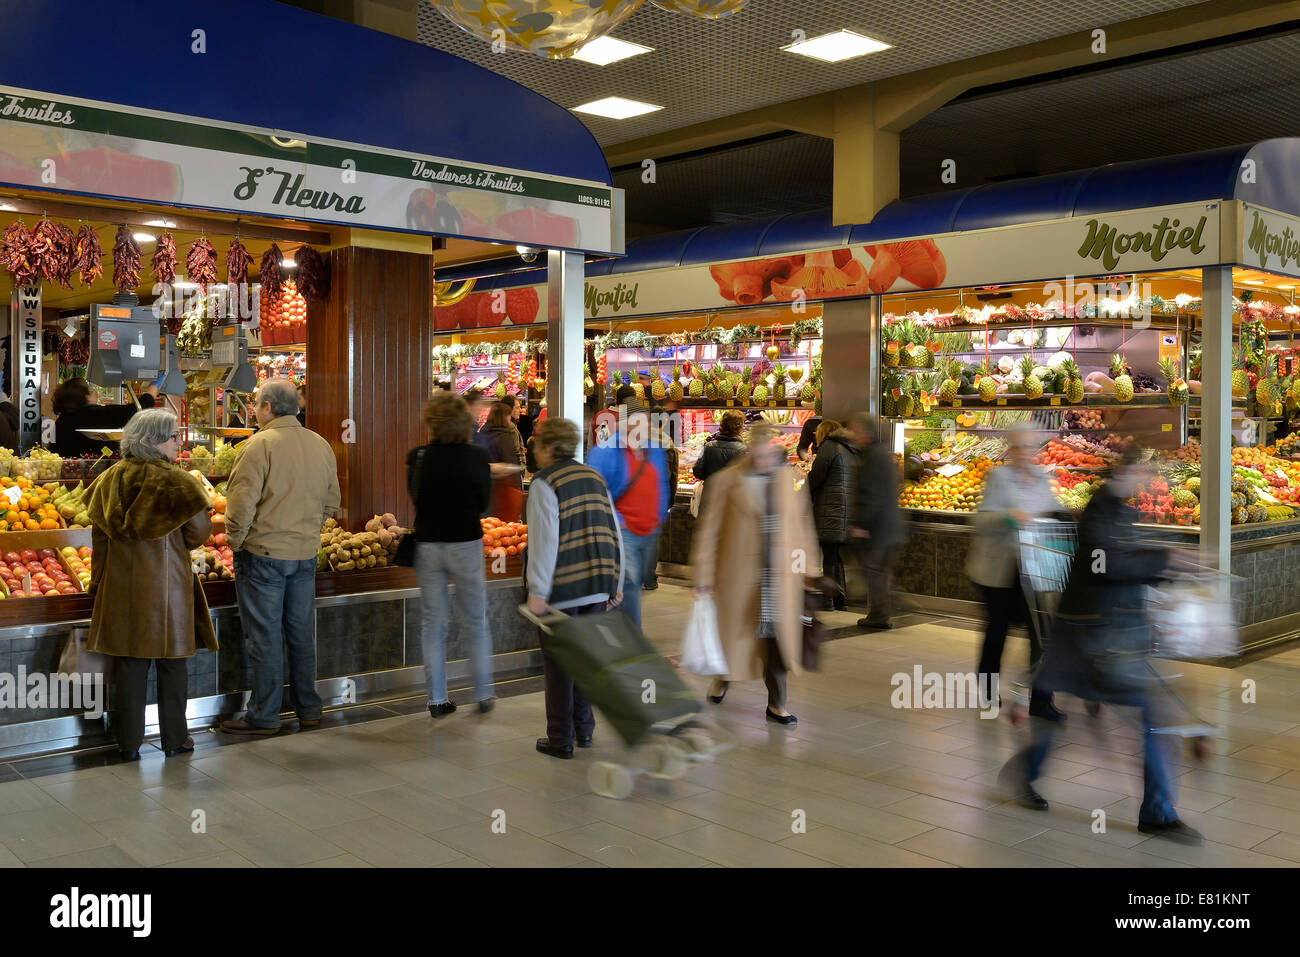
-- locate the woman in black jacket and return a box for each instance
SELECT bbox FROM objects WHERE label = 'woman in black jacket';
[407,392,494,718]
[807,420,855,609]
[692,409,747,516]
[1002,447,1200,844]
[480,401,525,522]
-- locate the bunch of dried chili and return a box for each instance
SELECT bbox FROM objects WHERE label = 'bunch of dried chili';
[152,232,178,285]
[294,244,330,302]
[112,225,142,294]
[226,237,252,288]
[73,224,103,286]
[3,222,37,288]
[186,237,218,292]
[52,223,76,290]
[259,242,283,303]
[30,218,63,285]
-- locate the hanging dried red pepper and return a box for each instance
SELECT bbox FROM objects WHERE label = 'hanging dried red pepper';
[3,222,37,288]
[73,224,103,287]
[59,334,89,366]
[259,242,283,303]
[152,232,177,285]
[293,244,329,302]
[186,236,218,293]
[226,237,251,288]
[30,218,62,285]
[112,225,142,294]
[51,223,76,290]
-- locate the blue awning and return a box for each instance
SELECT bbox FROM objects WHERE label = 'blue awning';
[441,140,1299,287]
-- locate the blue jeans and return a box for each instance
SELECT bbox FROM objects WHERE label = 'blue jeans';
[641,527,662,588]
[233,551,322,729]
[618,527,659,630]
[1024,696,1178,825]
[415,540,491,705]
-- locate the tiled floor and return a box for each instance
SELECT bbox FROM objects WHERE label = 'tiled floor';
[2,582,1300,867]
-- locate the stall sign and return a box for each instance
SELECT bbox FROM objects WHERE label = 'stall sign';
[1241,204,1300,279]
[10,286,41,450]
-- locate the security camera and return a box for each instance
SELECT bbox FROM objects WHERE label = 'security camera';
[516,245,539,264]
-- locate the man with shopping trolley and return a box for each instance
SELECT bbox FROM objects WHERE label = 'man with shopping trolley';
[1000,445,1203,844]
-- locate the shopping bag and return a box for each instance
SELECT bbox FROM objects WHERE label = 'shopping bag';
[689,482,703,518]
[1147,579,1239,659]
[680,593,727,675]
[57,628,114,687]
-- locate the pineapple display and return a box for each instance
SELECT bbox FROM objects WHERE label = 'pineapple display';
[897,384,915,417]
[883,324,901,367]
[1255,354,1279,412]
[736,380,751,405]
[1111,354,1134,402]
[976,361,998,402]
[1172,487,1197,508]
[1231,347,1249,398]
[688,376,704,398]
[704,374,717,401]
[1062,358,1085,404]
[938,359,961,404]
[752,382,769,404]
[1157,356,1188,406]
[1020,356,1043,400]
[494,371,508,400]
[773,363,788,400]
[882,376,898,416]
[668,376,683,402]
[910,325,934,369]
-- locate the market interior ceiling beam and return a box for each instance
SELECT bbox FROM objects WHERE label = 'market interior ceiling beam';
[606,0,1300,226]
[0,193,332,245]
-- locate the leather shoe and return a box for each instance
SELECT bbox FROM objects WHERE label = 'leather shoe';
[1017,786,1049,810]
[1029,700,1067,722]
[707,681,728,705]
[298,717,322,729]
[477,698,495,714]
[857,617,892,630]
[164,737,195,758]
[1138,819,1203,844]
[429,701,457,718]
[765,707,798,726]
[219,718,279,735]
[536,737,573,759]
[118,749,141,762]
[576,735,593,748]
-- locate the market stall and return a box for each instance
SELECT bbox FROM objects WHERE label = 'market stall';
[0,0,621,758]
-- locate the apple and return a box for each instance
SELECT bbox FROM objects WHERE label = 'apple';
[78,547,90,559]
[20,550,37,563]
[3,552,19,564]
[8,590,24,598]
[38,548,55,560]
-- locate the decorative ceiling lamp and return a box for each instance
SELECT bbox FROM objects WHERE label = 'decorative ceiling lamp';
[650,0,749,18]
[433,0,646,60]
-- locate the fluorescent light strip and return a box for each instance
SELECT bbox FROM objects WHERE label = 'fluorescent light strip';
[782,29,892,63]
[572,96,663,120]
[572,36,653,66]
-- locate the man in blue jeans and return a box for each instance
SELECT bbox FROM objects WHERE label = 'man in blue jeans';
[586,400,671,630]
[219,378,341,735]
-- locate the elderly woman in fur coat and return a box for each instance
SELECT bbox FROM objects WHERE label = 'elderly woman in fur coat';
[85,408,216,761]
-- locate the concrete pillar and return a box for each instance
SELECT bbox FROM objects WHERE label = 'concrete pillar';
[546,250,586,461]
[831,89,900,226]
[821,297,875,420]
[1199,265,1232,572]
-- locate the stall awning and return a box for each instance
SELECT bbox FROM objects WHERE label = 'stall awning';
[445,140,1300,286]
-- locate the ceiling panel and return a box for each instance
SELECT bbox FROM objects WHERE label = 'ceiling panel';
[414,0,1210,146]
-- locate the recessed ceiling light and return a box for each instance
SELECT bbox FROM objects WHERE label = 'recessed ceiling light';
[144,219,176,228]
[572,96,663,120]
[132,232,155,243]
[572,36,653,66]
[1242,280,1265,285]
[782,29,892,63]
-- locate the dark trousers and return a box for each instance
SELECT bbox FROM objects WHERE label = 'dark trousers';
[978,582,1048,709]
[113,656,189,753]
[820,541,846,610]
[540,602,601,747]
[762,636,787,710]
[860,544,896,624]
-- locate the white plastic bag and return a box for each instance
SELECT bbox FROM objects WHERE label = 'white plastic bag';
[1148,579,1239,660]
[689,481,703,518]
[680,593,727,676]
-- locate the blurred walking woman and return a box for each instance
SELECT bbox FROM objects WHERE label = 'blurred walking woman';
[806,418,854,609]
[85,409,215,760]
[691,425,820,726]
[407,392,494,717]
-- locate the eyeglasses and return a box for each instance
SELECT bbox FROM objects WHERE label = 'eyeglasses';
[168,433,180,441]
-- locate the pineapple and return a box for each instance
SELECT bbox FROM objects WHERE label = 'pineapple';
[668,379,683,402]
[938,359,960,404]
[672,362,682,383]
[1255,354,1279,412]
[704,376,717,401]
[633,382,645,401]
[1158,356,1188,406]
[773,363,788,400]
[911,324,934,369]
[752,382,769,404]
[1173,488,1197,508]
[741,364,752,383]
[882,379,898,417]
[1231,347,1249,398]
[800,381,817,404]
[883,324,901,367]
[1062,358,1085,404]
[1111,354,1133,403]
[736,380,751,405]
[651,377,665,401]
[688,377,704,398]
[1020,356,1043,400]
[976,361,998,402]
[897,387,915,417]
[494,371,507,400]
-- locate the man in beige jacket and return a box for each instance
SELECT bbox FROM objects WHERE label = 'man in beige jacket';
[220,378,340,734]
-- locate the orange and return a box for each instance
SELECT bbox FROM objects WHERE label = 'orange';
[23,520,38,530]
[39,519,56,530]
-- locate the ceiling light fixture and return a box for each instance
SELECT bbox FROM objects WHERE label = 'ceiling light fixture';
[572,96,663,120]
[281,258,297,268]
[144,219,177,229]
[0,203,16,212]
[782,28,892,63]
[572,36,653,66]
[132,232,156,243]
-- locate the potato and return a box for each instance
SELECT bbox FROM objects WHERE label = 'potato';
[351,548,360,560]
[381,513,396,527]
[376,555,387,566]
[378,529,393,548]
[365,554,376,567]
[337,560,355,571]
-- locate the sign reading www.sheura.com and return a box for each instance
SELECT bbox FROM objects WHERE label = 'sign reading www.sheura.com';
[0,87,617,254]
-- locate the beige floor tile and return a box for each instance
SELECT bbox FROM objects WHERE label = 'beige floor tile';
[478,756,597,801]
[313,815,462,867]
[206,808,345,867]
[777,825,952,867]
[40,775,162,823]
[106,753,218,789]
[158,850,254,867]
[662,823,832,868]
[92,809,228,867]
[251,747,408,795]
[448,785,595,836]
[244,782,375,830]
[432,819,586,867]
[0,806,114,863]
[356,783,491,833]
[27,844,141,867]
[1106,796,1280,851]
[1067,768,1229,813]
[187,751,309,792]
[0,779,58,815]
[1207,797,1300,834]
[788,791,934,843]
[855,740,997,780]
[666,789,820,843]
[866,766,1002,810]
[143,777,259,828]
[897,827,1073,868]
[0,842,21,867]
[755,762,918,807]
[295,853,373,867]
[417,733,541,769]
[983,799,1150,848]
[545,820,710,867]
[375,757,507,799]
[883,793,1050,846]
[1248,831,1300,863]
[1130,833,1296,867]
[1013,828,1192,868]
[554,793,707,840]
[434,856,490,867]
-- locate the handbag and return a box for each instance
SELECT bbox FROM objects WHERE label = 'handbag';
[397,446,427,568]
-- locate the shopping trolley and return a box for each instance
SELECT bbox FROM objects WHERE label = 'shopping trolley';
[1004,519,1079,722]
[518,603,735,800]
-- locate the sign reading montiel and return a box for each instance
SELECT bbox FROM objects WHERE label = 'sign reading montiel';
[0,87,618,254]
[1077,215,1208,271]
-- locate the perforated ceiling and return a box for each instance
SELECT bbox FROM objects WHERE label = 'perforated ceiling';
[414,0,1210,146]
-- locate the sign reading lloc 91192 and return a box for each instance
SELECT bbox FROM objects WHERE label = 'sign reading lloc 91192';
[10,285,41,452]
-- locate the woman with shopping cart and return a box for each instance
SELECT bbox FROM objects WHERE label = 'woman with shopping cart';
[1001,445,1202,844]
[967,423,1065,719]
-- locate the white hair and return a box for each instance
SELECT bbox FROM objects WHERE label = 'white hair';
[121,409,178,461]
[258,378,300,418]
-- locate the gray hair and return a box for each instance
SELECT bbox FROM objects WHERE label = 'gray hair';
[258,378,300,418]
[121,408,178,461]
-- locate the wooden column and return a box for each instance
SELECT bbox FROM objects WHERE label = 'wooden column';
[307,246,433,529]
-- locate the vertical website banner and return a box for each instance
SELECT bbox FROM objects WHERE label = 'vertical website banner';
[11,286,41,451]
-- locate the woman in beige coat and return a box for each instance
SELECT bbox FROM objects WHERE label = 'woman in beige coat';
[691,425,820,726]
[86,409,216,762]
